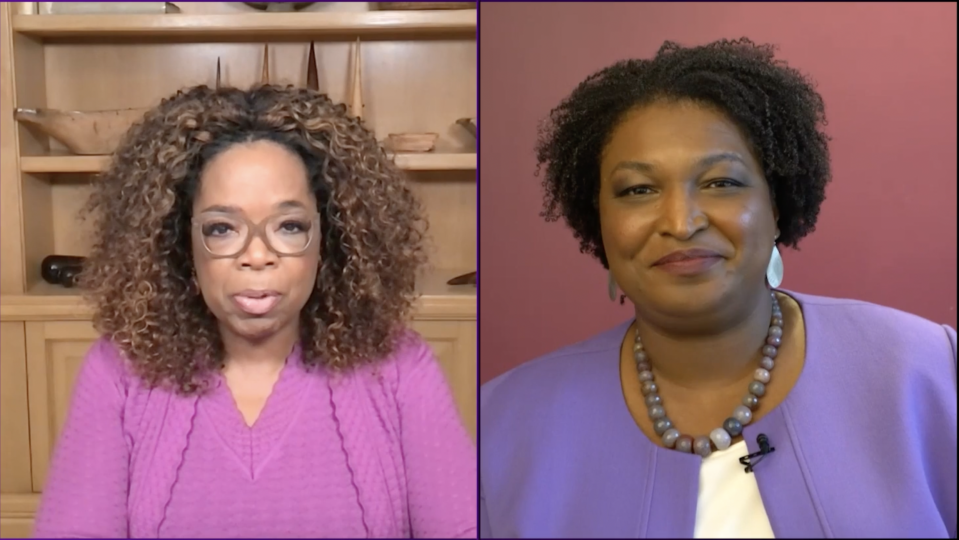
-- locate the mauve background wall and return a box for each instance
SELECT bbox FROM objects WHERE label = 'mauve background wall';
[478,2,958,384]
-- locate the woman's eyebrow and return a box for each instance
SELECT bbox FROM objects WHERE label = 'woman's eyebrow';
[610,151,748,176]
[198,200,307,214]
[276,200,307,210]
[199,204,240,214]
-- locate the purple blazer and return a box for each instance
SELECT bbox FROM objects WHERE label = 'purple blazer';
[479,291,957,538]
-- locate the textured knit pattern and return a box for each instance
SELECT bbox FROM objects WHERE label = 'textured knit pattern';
[33,332,477,538]
[157,347,364,538]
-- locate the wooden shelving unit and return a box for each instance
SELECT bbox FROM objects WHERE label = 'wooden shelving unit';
[0,4,476,536]
[12,10,476,39]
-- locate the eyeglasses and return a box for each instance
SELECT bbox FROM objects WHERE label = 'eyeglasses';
[192,211,320,259]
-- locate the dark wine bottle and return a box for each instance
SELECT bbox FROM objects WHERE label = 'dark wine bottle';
[59,265,82,288]
[41,255,86,285]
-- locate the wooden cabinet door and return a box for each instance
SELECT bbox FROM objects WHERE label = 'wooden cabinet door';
[1,322,36,538]
[410,320,476,439]
[24,321,100,493]
[0,322,31,494]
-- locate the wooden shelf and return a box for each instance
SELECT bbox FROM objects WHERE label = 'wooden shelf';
[414,268,476,321]
[394,152,476,171]
[12,10,476,39]
[19,152,476,174]
[0,269,475,322]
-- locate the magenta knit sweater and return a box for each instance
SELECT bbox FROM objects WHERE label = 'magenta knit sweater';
[33,333,477,538]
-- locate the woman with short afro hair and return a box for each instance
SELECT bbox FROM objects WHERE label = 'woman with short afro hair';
[480,38,956,538]
[34,84,476,538]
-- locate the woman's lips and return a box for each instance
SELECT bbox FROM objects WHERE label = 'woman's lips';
[653,256,723,277]
[232,291,281,316]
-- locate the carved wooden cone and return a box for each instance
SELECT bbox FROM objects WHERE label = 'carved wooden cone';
[349,38,363,119]
[307,41,318,91]
[216,57,221,90]
[261,44,270,84]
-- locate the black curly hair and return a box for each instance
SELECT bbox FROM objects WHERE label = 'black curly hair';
[535,37,832,268]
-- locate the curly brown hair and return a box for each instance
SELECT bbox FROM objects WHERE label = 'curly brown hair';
[78,84,428,395]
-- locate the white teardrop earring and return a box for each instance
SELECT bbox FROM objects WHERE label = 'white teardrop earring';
[766,242,784,289]
[608,270,617,302]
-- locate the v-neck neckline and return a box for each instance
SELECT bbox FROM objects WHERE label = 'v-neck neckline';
[202,342,312,480]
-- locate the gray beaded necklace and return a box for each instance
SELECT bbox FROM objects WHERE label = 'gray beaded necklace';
[634,290,783,457]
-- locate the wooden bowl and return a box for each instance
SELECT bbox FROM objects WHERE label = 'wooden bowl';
[387,133,439,153]
[243,2,316,11]
[377,2,475,10]
[14,107,149,155]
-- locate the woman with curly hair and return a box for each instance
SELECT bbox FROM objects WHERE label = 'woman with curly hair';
[480,38,956,538]
[33,84,476,538]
